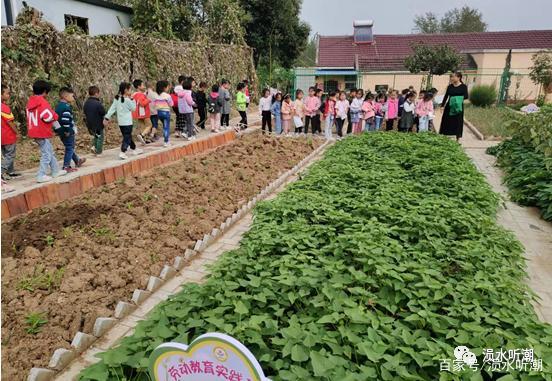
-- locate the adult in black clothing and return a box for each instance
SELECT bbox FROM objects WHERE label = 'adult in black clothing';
[439,72,469,140]
[346,88,356,134]
[195,81,208,129]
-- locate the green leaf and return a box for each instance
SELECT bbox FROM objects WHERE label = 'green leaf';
[291,344,309,362]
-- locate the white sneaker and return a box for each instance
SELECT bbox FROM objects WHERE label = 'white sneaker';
[131,148,144,155]
[163,142,171,148]
[137,134,146,145]
[52,170,67,178]
[37,175,53,183]
[119,152,128,160]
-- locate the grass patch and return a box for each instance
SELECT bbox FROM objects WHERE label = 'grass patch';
[17,266,65,293]
[24,312,48,335]
[464,105,513,138]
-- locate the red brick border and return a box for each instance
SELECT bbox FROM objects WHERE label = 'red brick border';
[1,131,237,221]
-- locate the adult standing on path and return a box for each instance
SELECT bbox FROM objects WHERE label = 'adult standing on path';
[439,72,468,141]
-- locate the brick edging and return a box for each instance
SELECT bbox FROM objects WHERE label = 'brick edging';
[1,130,236,221]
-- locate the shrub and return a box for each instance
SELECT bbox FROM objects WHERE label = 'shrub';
[80,134,552,381]
[506,103,552,159]
[469,84,497,107]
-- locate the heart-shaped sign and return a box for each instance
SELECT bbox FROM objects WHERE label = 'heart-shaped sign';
[149,332,272,381]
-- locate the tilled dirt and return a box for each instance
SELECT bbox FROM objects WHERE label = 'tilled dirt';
[1,132,320,380]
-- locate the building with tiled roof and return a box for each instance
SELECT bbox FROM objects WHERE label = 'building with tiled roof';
[293,21,552,101]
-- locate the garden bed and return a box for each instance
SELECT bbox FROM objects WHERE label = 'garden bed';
[81,133,551,380]
[464,105,513,139]
[0,132,320,380]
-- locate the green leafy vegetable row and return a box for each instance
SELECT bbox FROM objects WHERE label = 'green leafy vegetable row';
[81,133,552,381]
[487,138,552,221]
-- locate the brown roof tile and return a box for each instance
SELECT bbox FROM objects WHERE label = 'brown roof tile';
[318,30,552,70]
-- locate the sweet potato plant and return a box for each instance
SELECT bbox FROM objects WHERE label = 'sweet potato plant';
[80,133,552,381]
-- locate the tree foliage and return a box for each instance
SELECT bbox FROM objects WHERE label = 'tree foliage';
[130,0,245,44]
[404,44,463,89]
[404,44,462,75]
[239,0,310,67]
[413,12,440,34]
[295,35,318,67]
[529,51,552,92]
[414,6,487,33]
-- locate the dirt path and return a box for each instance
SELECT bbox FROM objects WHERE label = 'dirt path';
[1,132,321,380]
[459,126,552,324]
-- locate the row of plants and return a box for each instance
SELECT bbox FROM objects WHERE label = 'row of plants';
[80,133,552,380]
[487,104,552,220]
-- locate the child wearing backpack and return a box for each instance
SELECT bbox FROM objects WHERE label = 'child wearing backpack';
[105,82,144,159]
[208,84,223,133]
[236,82,248,130]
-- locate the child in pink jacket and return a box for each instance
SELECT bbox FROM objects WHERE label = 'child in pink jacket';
[415,92,434,132]
[362,93,376,132]
[385,90,399,131]
[281,94,293,135]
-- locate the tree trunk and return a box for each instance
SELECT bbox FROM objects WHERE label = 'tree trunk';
[545,83,552,104]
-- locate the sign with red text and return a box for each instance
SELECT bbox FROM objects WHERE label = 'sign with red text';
[149,332,272,381]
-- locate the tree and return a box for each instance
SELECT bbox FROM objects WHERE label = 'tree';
[404,44,463,89]
[239,0,310,67]
[294,35,317,67]
[413,12,440,34]
[189,0,245,45]
[130,0,245,44]
[529,51,552,103]
[131,0,176,40]
[440,6,487,33]
[413,6,487,34]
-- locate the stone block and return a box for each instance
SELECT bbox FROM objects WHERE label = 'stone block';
[27,368,55,381]
[92,317,117,337]
[114,301,135,319]
[131,289,151,304]
[173,256,185,270]
[194,240,203,251]
[48,348,75,370]
[159,265,177,280]
[184,249,197,261]
[70,331,96,353]
[146,276,163,292]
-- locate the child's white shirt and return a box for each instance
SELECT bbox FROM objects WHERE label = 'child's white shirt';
[259,96,272,113]
[403,101,415,113]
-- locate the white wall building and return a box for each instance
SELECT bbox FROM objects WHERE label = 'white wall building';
[2,0,132,35]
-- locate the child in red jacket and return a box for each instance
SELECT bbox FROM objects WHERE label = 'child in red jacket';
[2,84,20,181]
[132,79,152,144]
[26,80,67,183]
[323,91,337,140]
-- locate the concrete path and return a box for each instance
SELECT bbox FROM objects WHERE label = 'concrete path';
[460,127,552,323]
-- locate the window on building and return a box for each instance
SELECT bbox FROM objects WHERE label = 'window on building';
[325,80,338,93]
[375,84,389,93]
[344,75,357,90]
[64,14,89,34]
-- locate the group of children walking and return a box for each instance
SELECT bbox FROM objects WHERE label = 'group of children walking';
[1,77,250,187]
[261,86,438,140]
